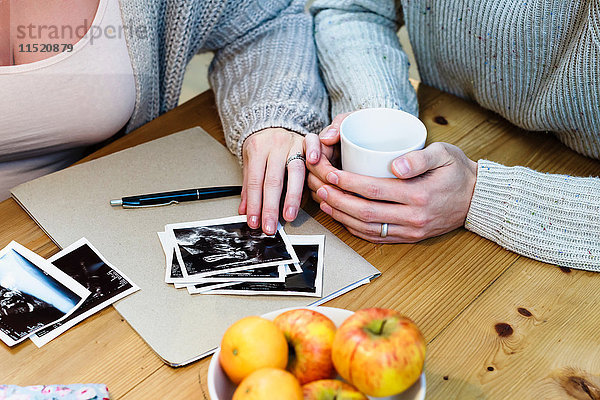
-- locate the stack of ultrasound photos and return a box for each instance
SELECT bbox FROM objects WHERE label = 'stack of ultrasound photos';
[0,239,139,348]
[158,215,325,297]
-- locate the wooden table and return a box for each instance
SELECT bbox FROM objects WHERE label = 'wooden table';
[1,84,599,400]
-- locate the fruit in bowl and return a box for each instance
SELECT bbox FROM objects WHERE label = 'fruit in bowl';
[332,308,426,397]
[208,307,426,400]
[303,379,367,400]
[219,316,288,384]
[273,308,337,384]
[232,368,303,400]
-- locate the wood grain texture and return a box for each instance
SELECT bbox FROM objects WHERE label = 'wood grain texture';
[425,257,600,400]
[0,199,58,255]
[1,84,599,399]
[0,308,160,398]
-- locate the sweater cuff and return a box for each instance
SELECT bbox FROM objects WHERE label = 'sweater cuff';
[465,160,513,245]
[465,160,600,270]
[228,102,327,162]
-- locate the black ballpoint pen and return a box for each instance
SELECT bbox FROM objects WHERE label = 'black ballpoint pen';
[109,186,242,208]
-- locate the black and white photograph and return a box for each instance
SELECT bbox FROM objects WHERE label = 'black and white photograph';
[158,232,286,285]
[0,241,90,346]
[194,235,325,297]
[285,262,303,275]
[29,238,140,347]
[190,264,286,283]
[165,216,298,279]
[158,232,193,290]
[186,282,237,295]
[159,231,186,283]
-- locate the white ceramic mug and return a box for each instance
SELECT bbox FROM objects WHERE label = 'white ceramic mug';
[340,108,427,178]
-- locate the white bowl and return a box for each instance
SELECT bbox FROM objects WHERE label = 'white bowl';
[207,306,426,400]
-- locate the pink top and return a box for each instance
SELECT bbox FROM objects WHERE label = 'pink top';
[0,0,136,200]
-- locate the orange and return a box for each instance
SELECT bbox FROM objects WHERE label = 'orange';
[233,368,303,400]
[219,316,288,384]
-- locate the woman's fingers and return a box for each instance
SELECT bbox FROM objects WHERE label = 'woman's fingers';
[260,146,288,235]
[305,112,351,166]
[306,152,340,187]
[304,133,321,165]
[282,142,306,222]
[319,112,351,146]
[242,129,310,233]
[238,158,248,215]
[243,146,267,229]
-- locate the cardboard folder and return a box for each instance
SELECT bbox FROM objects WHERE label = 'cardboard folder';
[11,127,381,366]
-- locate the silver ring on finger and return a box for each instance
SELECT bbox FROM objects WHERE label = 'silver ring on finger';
[380,223,389,238]
[286,152,306,167]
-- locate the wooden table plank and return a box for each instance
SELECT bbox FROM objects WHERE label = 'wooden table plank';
[121,360,209,400]
[0,200,58,254]
[0,308,160,398]
[425,257,600,399]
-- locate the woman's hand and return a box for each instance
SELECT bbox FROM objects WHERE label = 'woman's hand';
[240,128,305,235]
[305,114,478,243]
[304,113,350,167]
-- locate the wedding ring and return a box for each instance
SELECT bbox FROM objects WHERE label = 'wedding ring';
[286,152,306,167]
[380,223,389,238]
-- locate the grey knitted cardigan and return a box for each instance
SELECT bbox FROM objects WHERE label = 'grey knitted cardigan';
[312,0,600,270]
[120,0,328,158]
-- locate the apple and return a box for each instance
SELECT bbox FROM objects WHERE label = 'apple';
[302,379,367,400]
[332,308,426,397]
[273,309,337,384]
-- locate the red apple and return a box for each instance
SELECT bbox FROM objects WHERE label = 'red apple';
[332,308,426,397]
[273,309,337,384]
[302,379,367,400]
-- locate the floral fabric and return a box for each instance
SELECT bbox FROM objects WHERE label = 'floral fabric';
[0,385,109,400]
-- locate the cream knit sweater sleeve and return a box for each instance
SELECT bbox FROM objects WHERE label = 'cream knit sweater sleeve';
[311,0,418,117]
[467,161,600,270]
[207,0,329,160]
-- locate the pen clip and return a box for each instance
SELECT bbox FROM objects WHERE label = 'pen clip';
[123,200,180,209]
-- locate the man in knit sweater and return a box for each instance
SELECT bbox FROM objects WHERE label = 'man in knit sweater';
[305,0,600,270]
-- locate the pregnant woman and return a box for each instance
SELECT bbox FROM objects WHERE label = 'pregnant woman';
[0,0,328,236]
